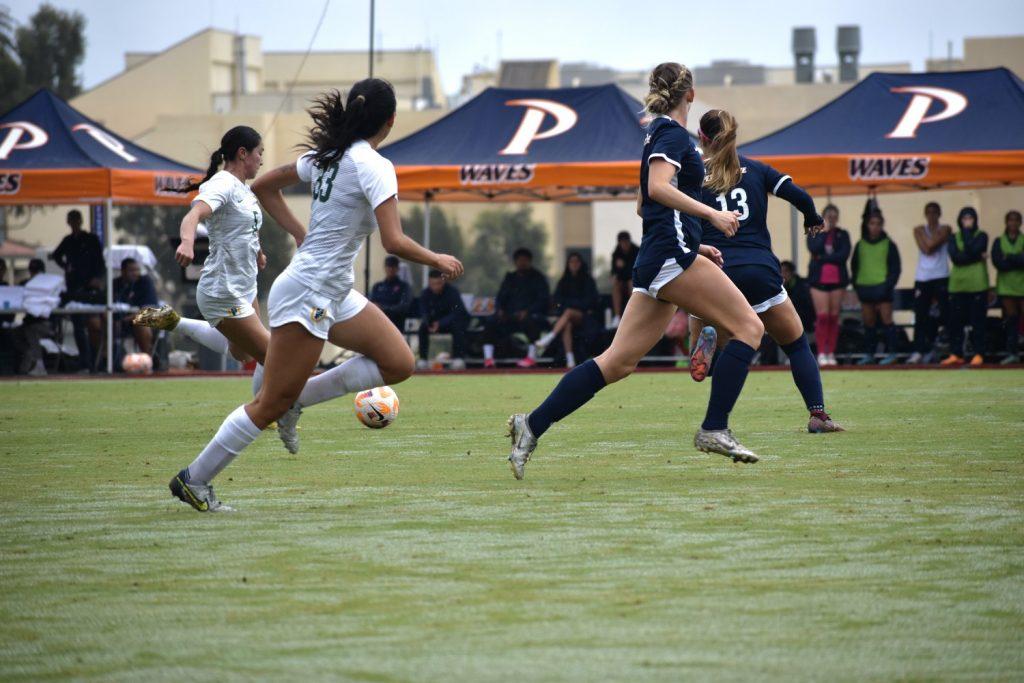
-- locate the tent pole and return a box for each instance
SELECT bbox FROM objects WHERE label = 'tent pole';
[422,196,431,288]
[790,205,798,269]
[105,198,114,374]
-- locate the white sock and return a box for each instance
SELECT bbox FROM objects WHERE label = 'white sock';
[483,344,495,361]
[297,355,384,408]
[538,332,555,348]
[566,351,576,367]
[187,405,262,484]
[527,344,537,360]
[175,317,230,355]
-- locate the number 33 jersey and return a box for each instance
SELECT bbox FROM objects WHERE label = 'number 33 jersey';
[287,141,399,301]
[194,170,263,299]
[699,155,792,268]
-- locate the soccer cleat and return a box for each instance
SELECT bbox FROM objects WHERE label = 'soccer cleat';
[940,354,964,367]
[483,358,496,369]
[879,353,898,365]
[808,410,845,433]
[133,305,181,331]
[969,354,984,367]
[690,326,717,382]
[169,468,233,512]
[516,357,537,369]
[905,351,923,365]
[507,413,537,480]
[276,403,302,454]
[693,428,759,464]
[1001,354,1020,365]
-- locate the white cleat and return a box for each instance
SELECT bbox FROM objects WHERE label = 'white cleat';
[507,413,537,480]
[277,403,302,454]
[694,428,759,464]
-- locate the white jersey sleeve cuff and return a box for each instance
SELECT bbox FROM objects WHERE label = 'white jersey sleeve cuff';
[648,153,681,170]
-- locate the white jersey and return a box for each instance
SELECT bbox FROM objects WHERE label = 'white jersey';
[194,170,263,299]
[915,224,951,282]
[285,141,398,300]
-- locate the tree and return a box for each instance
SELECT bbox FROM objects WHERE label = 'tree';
[401,205,465,284]
[16,3,85,100]
[0,5,23,113]
[461,206,548,296]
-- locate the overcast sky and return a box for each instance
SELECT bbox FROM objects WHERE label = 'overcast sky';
[6,0,1023,94]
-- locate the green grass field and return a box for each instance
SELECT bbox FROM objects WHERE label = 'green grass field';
[2,369,1023,681]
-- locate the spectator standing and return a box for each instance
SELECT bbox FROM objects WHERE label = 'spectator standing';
[907,202,952,364]
[113,258,160,357]
[942,207,989,367]
[13,259,51,375]
[852,210,901,364]
[609,231,639,327]
[416,269,468,370]
[993,209,1024,364]
[370,255,413,332]
[50,209,105,371]
[482,248,550,368]
[535,252,599,368]
[780,260,815,334]
[806,204,850,365]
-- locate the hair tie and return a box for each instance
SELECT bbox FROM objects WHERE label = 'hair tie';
[355,95,366,104]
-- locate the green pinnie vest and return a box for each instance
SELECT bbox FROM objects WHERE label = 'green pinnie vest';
[997,233,1024,297]
[853,237,890,287]
[949,231,989,293]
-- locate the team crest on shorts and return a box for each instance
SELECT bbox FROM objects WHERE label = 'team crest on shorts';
[310,307,327,322]
[228,306,242,317]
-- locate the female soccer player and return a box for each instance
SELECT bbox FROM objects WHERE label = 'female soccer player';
[505,62,762,479]
[133,126,306,451]
[992,209,1023,364]
[688,109,843,433]
[807,205,851,365]
[169,79,463,511]
[852,209,901,365]
[942,207,989,367]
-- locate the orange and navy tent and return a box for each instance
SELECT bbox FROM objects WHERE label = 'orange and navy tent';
[739,67,1024,195]
[382,84,682,202]
[0,89,199,206]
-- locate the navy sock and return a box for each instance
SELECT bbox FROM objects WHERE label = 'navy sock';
[863,325,878,357]
[701,340,756,431]
[527,359,607,439]
[884,324,899,352]
[1006,316,1019,354]
[782,335,824,412]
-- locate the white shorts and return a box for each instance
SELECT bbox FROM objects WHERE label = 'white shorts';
[196,288,257,327]
[267,272,368,340]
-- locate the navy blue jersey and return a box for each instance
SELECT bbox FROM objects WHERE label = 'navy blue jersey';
[637,116,705,272]
[700,155,791,268]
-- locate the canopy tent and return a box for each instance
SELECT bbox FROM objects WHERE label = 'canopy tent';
[0,88,199,373]
[382,84,678,202]
[739,68,1024,196]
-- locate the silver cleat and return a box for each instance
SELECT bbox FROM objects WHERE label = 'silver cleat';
[694,428,760,464]
[277,403,302,454]
[507,413,537,480]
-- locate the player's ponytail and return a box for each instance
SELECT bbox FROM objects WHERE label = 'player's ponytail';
[179,125,262,192]
[303,78,397,168]
[700,109,742,195]
[644,62,693,116]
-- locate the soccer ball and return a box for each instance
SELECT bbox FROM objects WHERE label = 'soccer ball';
[122,352,153,375]
[353,386,399,429]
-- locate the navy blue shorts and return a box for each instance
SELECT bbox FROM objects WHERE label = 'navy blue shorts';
[632,249,700,299]
[855,284,893,303]
[723,263,788,313]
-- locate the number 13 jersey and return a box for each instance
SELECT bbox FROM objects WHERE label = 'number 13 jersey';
[286,140,398,301]
[699,155,792,268]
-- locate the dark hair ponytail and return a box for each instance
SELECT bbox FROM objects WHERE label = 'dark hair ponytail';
[181,125,262,192]
[303,78,397,168]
